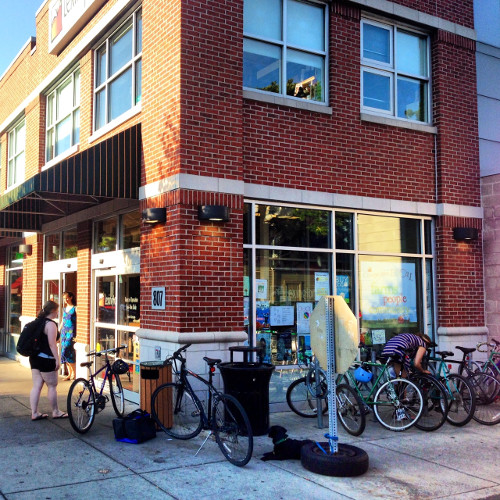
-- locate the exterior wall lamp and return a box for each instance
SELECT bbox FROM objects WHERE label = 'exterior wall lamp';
[19,244,32,256]
[198,205,230,222]
[142,208,167,225]
[453,227,478,241]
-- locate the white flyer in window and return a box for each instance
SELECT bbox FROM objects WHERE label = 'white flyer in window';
[256,279,268,299]
[270,306,295,326]
[314,272,330,301]
[297,302,313,334]
[371,329,386,345]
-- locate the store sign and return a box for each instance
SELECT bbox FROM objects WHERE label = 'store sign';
[151,287,165,310]
[48,0,107,54]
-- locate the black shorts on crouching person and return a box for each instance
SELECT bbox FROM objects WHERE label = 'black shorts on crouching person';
[29,355,56,373]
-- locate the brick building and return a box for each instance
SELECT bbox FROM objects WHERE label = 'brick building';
[0,0,485,405]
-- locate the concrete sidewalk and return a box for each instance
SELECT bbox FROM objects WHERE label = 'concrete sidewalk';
[0,356,499,500]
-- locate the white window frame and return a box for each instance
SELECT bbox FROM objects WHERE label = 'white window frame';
[7,118,26,189]
[361,17,431,124]
[93,7,142,132]
[46,67,80,163]
[243,0,329,104]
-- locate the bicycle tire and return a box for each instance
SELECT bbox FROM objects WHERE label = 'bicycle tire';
[410,374,448,432]
[305,368,328,399]
[468,373,500,425]
[444,374,476,427]
[213,393,253,467]
[109,373,125,417]
[336,384,366,436]
[151,382,203,439]
[286,377,327,418]
[373,378,423,431]
[67,378,96,434]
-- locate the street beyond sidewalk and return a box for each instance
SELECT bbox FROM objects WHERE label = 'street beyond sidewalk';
[0,357,499,500]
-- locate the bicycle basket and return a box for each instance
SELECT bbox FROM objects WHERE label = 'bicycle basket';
[112,359,130,375]
[354,365,373,383]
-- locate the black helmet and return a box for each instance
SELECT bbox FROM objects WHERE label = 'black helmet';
[112,359,129,375]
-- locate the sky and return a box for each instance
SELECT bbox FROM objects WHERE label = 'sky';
[0,0,44,77]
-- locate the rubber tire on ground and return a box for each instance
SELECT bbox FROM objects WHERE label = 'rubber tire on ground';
[67,378,96,434]
[109,374,125,417]
[301,442,369,477]
[336,384,366,436]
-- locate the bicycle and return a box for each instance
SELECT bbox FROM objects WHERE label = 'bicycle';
[426,349,476,427]
[475,338,500,380]
[150,344,253,467]
[455,345,500,426]
[67,345,127,434]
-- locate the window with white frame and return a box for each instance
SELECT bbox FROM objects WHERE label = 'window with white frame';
[46,68,80,162]
[243,0,327,102]
[94,7,142,131]
[361,18,430,122]
[7,119,25,188]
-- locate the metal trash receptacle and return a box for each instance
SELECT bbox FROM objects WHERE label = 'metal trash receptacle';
[219,347,275,436]
[140,361,172,428]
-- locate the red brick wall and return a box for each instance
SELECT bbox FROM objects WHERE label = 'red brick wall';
[76,220,92,345]
[22,234,43,317]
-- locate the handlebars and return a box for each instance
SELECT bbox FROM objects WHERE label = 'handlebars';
[87,345,126,357]
[476,339,500,353]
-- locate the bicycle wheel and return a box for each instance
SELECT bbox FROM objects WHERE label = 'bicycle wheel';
[468,373,500,425]
[286,377,327,418]
[306,368,328,399]
[410,374,448,432]
[373,378,423,431]
[151,383,203,439]
[213,394,253,467]
[336,384,366,436]
[109,374,125,417]
[444,374,476,427]
[67,378,96,434]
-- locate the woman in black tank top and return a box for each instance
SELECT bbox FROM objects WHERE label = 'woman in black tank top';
[29,301,68,420]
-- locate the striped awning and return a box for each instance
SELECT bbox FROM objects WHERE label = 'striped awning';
[0,124,141,232]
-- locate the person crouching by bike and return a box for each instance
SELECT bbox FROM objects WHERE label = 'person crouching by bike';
[29,301,68,421]
[381,332,432,378]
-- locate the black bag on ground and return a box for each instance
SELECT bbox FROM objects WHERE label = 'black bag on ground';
[16,318,46,357]
[113,409,156,444]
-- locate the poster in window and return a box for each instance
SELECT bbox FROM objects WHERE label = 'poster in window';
[256,301,270,328]
[359,260,417,328]
[371,329,386,345]
[243,296,250,326]
[256,279,268,299]
[243,276,250,297]
[297,302,313,334]
[336,275,350,303]
[314,272,330,301]
[270,306,294,326]
[256,332,271,363]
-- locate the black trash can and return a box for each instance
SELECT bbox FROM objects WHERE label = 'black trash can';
[219,347,275,436]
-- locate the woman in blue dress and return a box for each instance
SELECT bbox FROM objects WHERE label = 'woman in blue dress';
[60,291,76,380]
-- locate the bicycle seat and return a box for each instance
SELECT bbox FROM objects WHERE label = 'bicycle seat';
[80,361,92,368]
[203,356,221,367]
[435,351,454,358]
[455,346,476,354]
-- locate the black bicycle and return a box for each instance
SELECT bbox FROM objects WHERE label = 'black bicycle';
[151,344,253,467]
[67,346,128,433]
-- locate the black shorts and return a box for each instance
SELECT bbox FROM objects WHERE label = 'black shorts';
[29,355,56,373]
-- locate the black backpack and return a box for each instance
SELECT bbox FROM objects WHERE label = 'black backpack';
[16,318,46,357]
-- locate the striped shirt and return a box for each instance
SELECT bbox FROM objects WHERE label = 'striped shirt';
[381,333,427,359]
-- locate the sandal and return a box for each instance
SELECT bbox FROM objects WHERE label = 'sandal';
[32,414,48,421]
[53,412,69,419]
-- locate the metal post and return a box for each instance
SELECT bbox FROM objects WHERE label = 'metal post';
[315,358,324,429]
[326,297,338,454]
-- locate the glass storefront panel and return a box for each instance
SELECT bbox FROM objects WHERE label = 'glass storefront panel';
[256,249,332,365]
[118,330,137,392]
[359,255,422,349]
[95,327,115,378]
[63,229,78,259]
[243,249,251,337]
[336,253,354,311]
[8,269,23,335]
[358,214,421,254]
[335,212,354,250]
[120,211,141,250]
[255,205,330,248]
[118,274,140,326]
[95,217,117,253]
[45,279,60,304]
[97,276,116,323]
[45,233,61,261]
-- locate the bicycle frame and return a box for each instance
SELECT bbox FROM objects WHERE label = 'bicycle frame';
[86,355,113,401]
[427,356,462,400]
[344,361,391,406]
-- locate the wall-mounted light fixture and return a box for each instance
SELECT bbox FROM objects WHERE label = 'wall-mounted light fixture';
[198,205,230,222]
[453,227,478,241]
[19,244,32,256]
[142,207,167,225]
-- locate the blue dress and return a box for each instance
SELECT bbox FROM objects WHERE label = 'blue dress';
[60,306,76,364]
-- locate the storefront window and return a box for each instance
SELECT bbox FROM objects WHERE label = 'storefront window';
[5,247,23,356]
[45,233,61,261]
[335,212,354,250]
[120,211,140,250]
[63,229,78,258]
[95,218,117,253]
[45,279,60,304]
[243,249,251,337]
[118,274,140,326]
[336,253,354,311]
[97,276,116,323]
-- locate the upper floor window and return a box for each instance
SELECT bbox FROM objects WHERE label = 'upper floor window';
[46,68,80,162]
[94,8,142,131]
[243,0,327,103]
[7,119,25,188]
[361,19,430,122]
